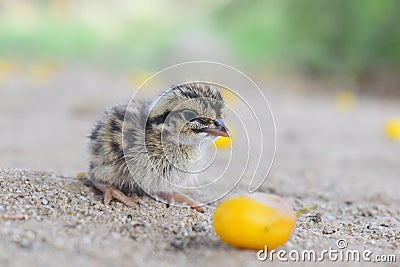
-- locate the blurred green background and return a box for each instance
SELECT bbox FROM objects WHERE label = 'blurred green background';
[0,0,399,94]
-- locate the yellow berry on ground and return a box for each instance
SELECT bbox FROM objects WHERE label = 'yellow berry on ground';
[213,193,297,250]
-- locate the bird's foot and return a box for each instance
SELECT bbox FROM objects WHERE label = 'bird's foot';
[92,180,138,209]
[156,192,204,213]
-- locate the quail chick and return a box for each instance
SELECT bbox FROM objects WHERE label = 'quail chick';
[88,82,229,212]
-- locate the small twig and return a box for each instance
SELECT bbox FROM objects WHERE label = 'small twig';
[75,172,87,179]
[295,204,318,217]
[0,214,29,220]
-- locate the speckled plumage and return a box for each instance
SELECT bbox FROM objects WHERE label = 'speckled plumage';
[88,82,227,202]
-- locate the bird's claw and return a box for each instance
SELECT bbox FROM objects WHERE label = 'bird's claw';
[157,192,204,213]
[92,180,138,209]
[103,186,138,209]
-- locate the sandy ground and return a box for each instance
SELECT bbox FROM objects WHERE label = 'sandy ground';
[0,65,399,266]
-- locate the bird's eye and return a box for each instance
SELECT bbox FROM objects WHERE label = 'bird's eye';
[181,110,197,121]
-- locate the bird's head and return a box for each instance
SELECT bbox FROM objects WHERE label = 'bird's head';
[147,82,229,147]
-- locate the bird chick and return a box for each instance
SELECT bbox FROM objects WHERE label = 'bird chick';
[88,82,229,212]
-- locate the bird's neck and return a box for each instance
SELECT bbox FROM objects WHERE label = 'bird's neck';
[145,129,200,162]
[161,140,200,162]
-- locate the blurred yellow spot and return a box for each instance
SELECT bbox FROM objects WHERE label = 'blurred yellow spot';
[0,61,14,73]
[28,62,59,85]
[385,119,400,140]
[214,126,234,149]
[214,136,231,149]
[221,88,237,106]
[75,172,87,179]
[335,90,357,111]
[0,61,15,85]
[127,71,153,89]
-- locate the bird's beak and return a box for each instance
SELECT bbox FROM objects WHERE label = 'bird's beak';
[200,119,230,138]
